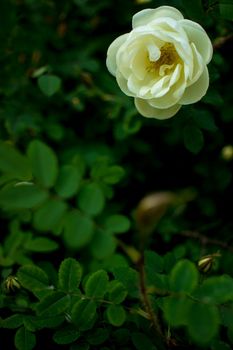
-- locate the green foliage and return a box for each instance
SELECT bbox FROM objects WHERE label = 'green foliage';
[0,0,233,348]
[38,75,62,97]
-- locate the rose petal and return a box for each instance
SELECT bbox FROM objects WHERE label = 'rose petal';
[116,71,135,97]
[135,98,181,119]
[106,34,129,76]
[180,19,213,64]
[179,65,209,104]
[132,6,183,28]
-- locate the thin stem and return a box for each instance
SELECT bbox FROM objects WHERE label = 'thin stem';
[137,254,164,337]
[179,230,233,253]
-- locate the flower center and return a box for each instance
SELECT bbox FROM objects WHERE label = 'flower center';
[147,43,180,75]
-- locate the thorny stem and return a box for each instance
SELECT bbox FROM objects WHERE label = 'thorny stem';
[179,230,233,253]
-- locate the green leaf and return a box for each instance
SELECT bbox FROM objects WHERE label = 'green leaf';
[78,182,105,216]
[183,125,204,154]
[53,326,80,345]
[220,3,233,20]
[145,250,164,278]
[113,267,139,298]
[169,259,198,293]
[101,165,125,184]
[58,258,82,293]
[192,110,218,132]
[0,141,31,180]
[24,315,64,330]
[86,328,109,345]
[131,332,157,350]
[108,281,127,304]
[211,340,232,350]
[27,140,58,188]
[0,183,48,210]
[14,327,36,350]
[85,270,109,298]
[63,210,94,249]
[33,198,67,231]
[220,305,233,328]
[163,296,192,327]
[38,74,61,96]
[71,299,97,331]
[104,215,130,234]
[24,237,59,252]
[196,275,233,303]
[181,0,205,20]
[36,291,70,316]
[2,314,24,329]
[187,302,220,344]
[17,265,49,292]
[91,161,125,184]
[90,229,117,259]
[55,164,82,198]
[106,305,126,326]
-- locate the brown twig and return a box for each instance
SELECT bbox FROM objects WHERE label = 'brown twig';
[179,230,233,253]
[213,34,233,50]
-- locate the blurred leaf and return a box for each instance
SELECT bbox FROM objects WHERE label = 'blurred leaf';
[55,165,82,198]
[169,259,199,293]
[219,2,233,20]
[113,267,139,298]
[0,183,48,210]
[36,292,70,316]
[25,237,59,252]
[145,250,164,276]
[211,340,232,350]
[104,214,130,234]
[38,75,62,97]
[53,327,80,345]
[78,182,105,216]
[2,314,24,329]
[17,265,49,293]
[183,125,204,154]
[106,305,126,327]
[58,258,82,293]
[131,332,157,350]
[27,140,58,188]
[181,0,205,20]
[192,110,218,132]
[86,328,109,345]
[63,210,94,249]
[90,229,117,259]
[107,281,127,304]
[187,302,220,344]
[85,270,109,298]
[0,141,31,180]
[33,198,67,231]
[196,275,233,303]
[71,299,97,331]
[14,327,36,350]
[163,296,192,327]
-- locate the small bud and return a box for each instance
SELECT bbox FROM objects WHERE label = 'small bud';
[221,145,233,161]
[3,276,21,292]
[135,192,176,234]
[198,252,221,273]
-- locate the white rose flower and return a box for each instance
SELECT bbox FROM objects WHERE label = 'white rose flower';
[106,6,213,119]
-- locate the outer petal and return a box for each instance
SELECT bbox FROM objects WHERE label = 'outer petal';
[135,98,181,119]
[132,6,184,28]
[179,65,209,105]
[180,19,213,64]
[116,71,135,97]
[106,34,129,76]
